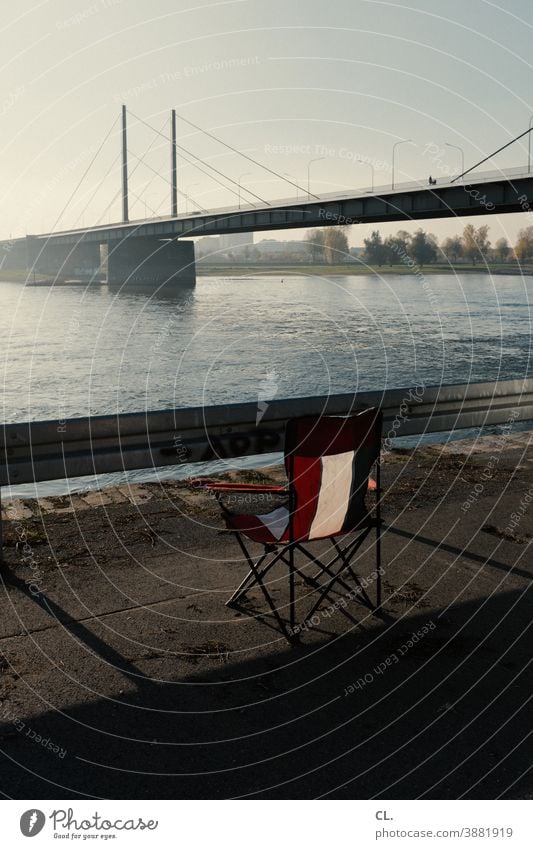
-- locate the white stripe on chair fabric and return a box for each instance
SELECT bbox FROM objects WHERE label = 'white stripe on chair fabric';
[256,506,290,540]
[308,450,355,539]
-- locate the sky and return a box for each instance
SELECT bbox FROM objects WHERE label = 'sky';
[2,0,533,246]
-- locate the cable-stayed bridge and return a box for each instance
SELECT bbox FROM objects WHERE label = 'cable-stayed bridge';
[2,108,533,289]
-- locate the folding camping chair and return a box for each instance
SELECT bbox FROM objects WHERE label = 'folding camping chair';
[196,407,383,640]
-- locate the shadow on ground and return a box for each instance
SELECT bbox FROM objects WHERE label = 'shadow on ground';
[0,560,531,800]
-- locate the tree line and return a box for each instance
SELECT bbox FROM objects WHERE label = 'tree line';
[306,228,350,263]
[363,224,533,267]
[306,224,533,267]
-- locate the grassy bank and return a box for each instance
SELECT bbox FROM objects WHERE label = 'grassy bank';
[3,264,531,284]
[197,262,533,277]
[0,270,51,283]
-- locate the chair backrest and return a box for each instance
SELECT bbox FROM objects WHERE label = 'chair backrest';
[284,408,382,541]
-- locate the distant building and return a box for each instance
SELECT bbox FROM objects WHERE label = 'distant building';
[196,236,221,259]
[197,235,321,264]
[196,232,255,262]
[219,232,254,251]
[256,239,311,261]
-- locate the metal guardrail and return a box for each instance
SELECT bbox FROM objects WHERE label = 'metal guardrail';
[1,378,533,491]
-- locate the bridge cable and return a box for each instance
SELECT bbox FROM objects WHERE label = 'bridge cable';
[49,114,120,232]
[451,126,533,183]
[89,117,172,226]
[127,150,209,212]
[123,117,173,217]
[128,110,271,206]
[127,150,208,215]
[173,109,318,200]
[163,145,252,207]
[70,151,122,229]
[130,109,270,206]
[128,186,162,219]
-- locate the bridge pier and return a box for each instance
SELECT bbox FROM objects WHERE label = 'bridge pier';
[0,238,31,271]
[27,238,103,280]
[106,237,195,289]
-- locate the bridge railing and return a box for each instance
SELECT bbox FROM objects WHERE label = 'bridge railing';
[31,165,533,241]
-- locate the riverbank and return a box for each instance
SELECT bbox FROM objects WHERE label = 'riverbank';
[0,270,52,283]
[0,434,532,798]
[197,262,533,277]
[2,263,532,284]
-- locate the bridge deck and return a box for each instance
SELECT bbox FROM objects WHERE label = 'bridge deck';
[3,166,532,248]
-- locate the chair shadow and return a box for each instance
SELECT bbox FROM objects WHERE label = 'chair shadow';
[0,564,532,800]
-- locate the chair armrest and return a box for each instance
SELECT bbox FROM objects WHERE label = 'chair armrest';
[187,478,288,494]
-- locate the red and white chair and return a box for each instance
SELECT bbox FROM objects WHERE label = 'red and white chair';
[193,408,383,639]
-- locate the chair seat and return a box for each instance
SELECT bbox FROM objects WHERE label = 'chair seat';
[225,504,374,544]
[225,505,291,544]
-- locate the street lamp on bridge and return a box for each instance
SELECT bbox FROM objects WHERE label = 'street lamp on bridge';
[391,139,412,190]
[307,157,325,199]
[445,142,465,181]
[528,115,533,174]
[356,159,374,192]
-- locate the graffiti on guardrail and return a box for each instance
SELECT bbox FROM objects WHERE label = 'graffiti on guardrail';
[200,429,282,461]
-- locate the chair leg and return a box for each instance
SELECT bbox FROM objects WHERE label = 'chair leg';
[227,538,285,606]
[303,531,372,623]
[376,519,382,612]
[289,545,295,632]
[375,460,383,612]
[300,529,371,597]
[227,535,292,639]
[278,552,310,583]
[332,538,373,607]
[296,543,355,596]
[226,545,270,605]
[227,567,258,605]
